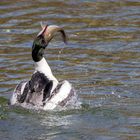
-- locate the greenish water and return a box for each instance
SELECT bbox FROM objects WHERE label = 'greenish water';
[0,0,140,139]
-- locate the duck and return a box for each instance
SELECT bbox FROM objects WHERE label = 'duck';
[10,23,77,110]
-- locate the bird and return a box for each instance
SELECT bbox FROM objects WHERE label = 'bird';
[10,23,77,110]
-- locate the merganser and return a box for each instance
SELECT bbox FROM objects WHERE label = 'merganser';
[10,24,77,110]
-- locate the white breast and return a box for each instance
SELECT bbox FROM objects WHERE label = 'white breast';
[34,57,58,93]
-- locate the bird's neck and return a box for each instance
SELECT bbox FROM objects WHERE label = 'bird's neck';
[34,57,58,82]
[32,45,44,62]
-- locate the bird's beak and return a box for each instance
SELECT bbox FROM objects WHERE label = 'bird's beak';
[37,23,67,45]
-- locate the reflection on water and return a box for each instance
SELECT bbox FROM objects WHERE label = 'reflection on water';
[0,0,140,140]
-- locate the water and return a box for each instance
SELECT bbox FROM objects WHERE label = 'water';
[0,0,140,139]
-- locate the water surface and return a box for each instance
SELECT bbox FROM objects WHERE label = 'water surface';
[0,0,140,140]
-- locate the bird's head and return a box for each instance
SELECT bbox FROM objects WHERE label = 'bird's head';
[32,23,67,62]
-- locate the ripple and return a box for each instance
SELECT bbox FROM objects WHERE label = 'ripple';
[0,0,140,139]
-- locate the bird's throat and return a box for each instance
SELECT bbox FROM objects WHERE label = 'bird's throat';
[32,45,45,62]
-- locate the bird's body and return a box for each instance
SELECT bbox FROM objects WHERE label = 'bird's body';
[10,24,78,110]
